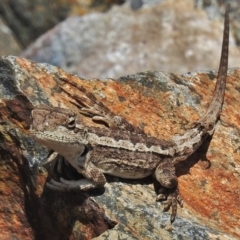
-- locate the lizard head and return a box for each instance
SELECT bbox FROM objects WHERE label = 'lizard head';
[29,106,87,159]
[30,106,77,132]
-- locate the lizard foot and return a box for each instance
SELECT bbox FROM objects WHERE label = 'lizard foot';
[46,177,96,191]
[156,187,183,223]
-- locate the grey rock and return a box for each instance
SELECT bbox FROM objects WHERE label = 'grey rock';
[0,17,21,55]
[22,0,240,79]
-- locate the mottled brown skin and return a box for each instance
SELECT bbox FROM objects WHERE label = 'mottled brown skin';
[30,7,229,223]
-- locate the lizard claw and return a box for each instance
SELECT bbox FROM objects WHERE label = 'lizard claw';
[156,187,183,223]
[46,179,72,191]
[46,178,96,191]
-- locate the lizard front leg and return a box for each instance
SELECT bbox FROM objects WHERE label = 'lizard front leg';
[46,153,107,191]
[154,160,183,223]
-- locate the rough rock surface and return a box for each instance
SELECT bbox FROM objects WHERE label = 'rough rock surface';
[0,0,124,49]
[0,56,239,239]
[0,17,21,56]
[22,0,240,79]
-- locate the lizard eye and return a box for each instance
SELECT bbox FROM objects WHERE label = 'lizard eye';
[67,117,76,129]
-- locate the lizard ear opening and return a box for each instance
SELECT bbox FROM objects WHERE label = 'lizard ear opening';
[66,116,76,129]
[80,145,90,157]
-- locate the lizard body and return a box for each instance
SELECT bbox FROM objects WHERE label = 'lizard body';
[30,7,229,223]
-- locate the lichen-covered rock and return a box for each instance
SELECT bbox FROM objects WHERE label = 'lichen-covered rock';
[0,56,239,239]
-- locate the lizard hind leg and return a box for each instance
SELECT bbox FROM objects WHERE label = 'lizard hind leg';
[154,161,183,223]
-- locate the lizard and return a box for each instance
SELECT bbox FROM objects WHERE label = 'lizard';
[29,6,229,223]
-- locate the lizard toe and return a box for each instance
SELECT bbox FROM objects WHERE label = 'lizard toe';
[156,187,183,223]
[59,177,95,190]
[46,179,69,191]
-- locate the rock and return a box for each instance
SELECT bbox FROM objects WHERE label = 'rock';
[0,0,69,48]
[0,0,124,49]
[0,55,239,239]
[0,17,21,56]
[129,0,164,10]
[22,0,240,79]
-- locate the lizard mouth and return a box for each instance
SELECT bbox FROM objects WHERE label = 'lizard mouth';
[29,129,80,144]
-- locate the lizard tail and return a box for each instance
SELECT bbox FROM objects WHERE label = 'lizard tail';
[196,5,229,130]
[172,6,230,162]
